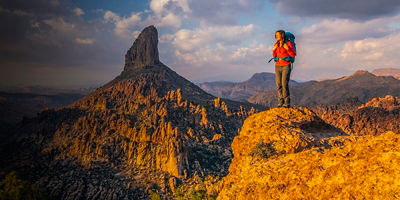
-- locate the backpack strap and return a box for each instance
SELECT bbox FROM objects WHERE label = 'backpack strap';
[274,57,292,62]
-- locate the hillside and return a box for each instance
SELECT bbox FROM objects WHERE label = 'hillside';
[0,92,84,133]
[249,70,400,107]
[199,72,299,101]
[217,107,400,199]
[372,67,400,79]
[312,95,400,135]
[0,26,265,199]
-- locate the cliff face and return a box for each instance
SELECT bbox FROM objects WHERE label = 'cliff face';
[0,25,265,199]
[124,26,160,71]
[217,107,400,199]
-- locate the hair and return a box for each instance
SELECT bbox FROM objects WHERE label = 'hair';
[275,30,285,47]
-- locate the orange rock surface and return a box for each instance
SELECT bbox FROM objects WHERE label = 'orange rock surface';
[218,107,400,200]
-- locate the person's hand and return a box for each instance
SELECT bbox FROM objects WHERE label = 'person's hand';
[283,43,289,50]
[273,44,278,50]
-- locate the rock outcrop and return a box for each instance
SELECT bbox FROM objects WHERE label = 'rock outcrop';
[0,25,265,199]
[124,25,160,71]
[217,107,400,199]
[358,95,400,110]
[312,95,400,135]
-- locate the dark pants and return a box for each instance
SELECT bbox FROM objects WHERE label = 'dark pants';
[275,65,291,105]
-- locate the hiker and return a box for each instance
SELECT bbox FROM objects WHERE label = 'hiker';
[272,30,296,108]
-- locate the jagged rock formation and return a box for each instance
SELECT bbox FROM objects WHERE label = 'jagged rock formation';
[372,67,400,79]
[312,95,400,136]
[359,95,400,110]
[0,25,265,199]
[249,70,400,107]
[217,107,400,199]
[199,72,299,101]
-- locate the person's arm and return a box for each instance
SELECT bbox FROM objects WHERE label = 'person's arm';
[283,43,295,57]
[272,44,277,57]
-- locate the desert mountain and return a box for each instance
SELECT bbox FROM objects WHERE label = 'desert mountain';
[199,72,299,101]
[217,107,400,199]
[372,67,400,79]
[0,26,264,199]
[249,70,400,107]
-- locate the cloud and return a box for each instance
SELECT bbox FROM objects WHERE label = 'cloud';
[340,33,400,67]
[0,0,68,16]
[147,0,262,27]
[158,24,271,82]
[73,8,84,16]
[299,16,399,44]
[0,0,127,88]
[269,0,400,21]
[104,11,142,38]
[162,24,257,52]
[286,14,400,81]
[189,0,262,25]
[43,17,76,33]
[104,0,263,40]
[75,38,94,45]
[146,0,189,28]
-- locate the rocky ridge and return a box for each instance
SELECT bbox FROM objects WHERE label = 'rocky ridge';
[0,25,265,199]
[312,95,400,135]
[217,107,400,199]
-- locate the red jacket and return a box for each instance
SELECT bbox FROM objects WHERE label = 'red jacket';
[272,42,296,66]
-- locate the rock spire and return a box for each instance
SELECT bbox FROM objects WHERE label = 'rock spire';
[124,25,160,71]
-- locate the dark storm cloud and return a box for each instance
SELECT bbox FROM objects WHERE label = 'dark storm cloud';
[0,0,62,15]
[269,0,400,20]
[0,0,127,87]
[0,0,75,61]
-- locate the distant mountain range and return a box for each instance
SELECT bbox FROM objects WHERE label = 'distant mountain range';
[249,70,400,107]
[199,72,300,101]
[0,85,96,95]
[0,86,94,129]
[372,67,400,79]
[0,92,84,131]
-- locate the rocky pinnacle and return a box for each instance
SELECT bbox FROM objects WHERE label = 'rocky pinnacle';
[124,25,160,71]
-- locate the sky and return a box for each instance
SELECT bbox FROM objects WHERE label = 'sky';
[1,0,400,89]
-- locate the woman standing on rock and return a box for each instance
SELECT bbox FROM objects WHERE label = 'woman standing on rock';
[272,30,296,108]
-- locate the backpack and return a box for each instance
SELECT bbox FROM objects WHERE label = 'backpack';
[268,32,297,67]
[284,32,296,63]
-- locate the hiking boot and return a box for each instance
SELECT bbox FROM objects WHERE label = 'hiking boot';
[276,103,283,108]
[282,104,290,108]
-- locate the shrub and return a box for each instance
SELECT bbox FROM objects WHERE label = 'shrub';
[249,141,278,159]
[189,188,207,200]
[175,186,217,200]
[149,190,161,200]
[0,171,48,200]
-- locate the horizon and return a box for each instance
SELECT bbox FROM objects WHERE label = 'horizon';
[1,0,400,88]
[2,68,399,92]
